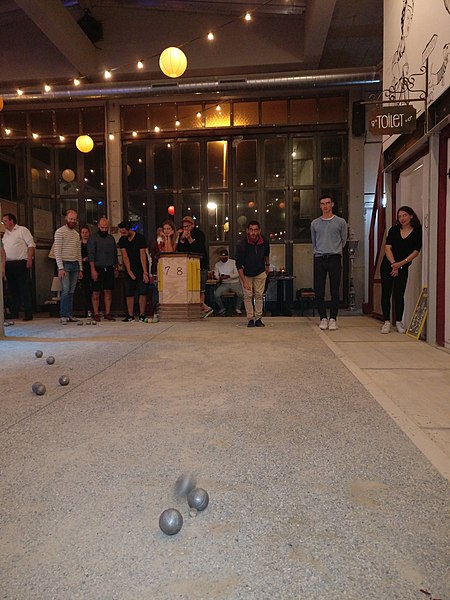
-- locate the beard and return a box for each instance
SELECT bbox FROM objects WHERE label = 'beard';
[98,230,108,237]
[67,222,77,229]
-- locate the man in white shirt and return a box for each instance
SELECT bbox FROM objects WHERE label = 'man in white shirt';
[213,248,244,316]
[2,213,36,321]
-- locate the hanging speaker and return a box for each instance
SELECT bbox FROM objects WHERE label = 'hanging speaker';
[352,101,365,137]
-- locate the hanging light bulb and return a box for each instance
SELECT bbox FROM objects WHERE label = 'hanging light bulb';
[175,120,180,127]
[5,128,11,135]
[104,69,112,79]
[73,78,81,86]
[207,32,214,41]
[59,135,65,142]
[244,12,252,21]
[17,88,23,96]
[44,84,51,93]
[137,60,144,69]
[132,131,137,137]
[154,126,161,133]
[32,133,39,139]
[196,112,202,118]
[108,133,115,140]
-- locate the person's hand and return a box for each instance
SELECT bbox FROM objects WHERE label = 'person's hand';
[83,256,88,262]
[128,271,136,280]
[390,266,399,277]
[114,266,119,279]
[26,259,33,269]
[143,272,149,284]
[78,271,83,280]
[265,265,270,274]
[242,280,251,291]
[91,268,98,282]
[221,274,229,280]
[58,268,66,279]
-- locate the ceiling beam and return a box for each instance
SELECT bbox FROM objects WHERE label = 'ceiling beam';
[14,0,99,77]
[303,0,337,68]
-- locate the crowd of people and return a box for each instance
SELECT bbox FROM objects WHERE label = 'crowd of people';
[1,197,422,331]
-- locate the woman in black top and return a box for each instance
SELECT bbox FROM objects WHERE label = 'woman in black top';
[380,206,422,334]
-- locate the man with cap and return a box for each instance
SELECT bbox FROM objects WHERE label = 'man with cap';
[213,248,243,316]
[176,215,213,317]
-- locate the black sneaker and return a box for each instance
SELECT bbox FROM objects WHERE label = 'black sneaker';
[247,319,255,327]
[255,319,265,327]
[122,315,134,322]
[139,314,146,322]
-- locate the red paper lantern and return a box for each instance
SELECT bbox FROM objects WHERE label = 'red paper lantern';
[278,201,285,209]
[168,205,175,216]
[247,201,255,208]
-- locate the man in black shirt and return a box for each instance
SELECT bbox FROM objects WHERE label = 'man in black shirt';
[176,215,213,317]
[118,221,149,322]
[88,218,118,321]
[236,220,270,327]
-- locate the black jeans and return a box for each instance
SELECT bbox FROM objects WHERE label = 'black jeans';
[313,254,342,320]
[5,260,33,318]
[380,257,409,322]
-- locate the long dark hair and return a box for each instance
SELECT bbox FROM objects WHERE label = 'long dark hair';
[396,205,420,228]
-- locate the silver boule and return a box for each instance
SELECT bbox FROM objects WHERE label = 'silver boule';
[187,487,209,512]
[174,473,196,497]
[59,375,70,386]
[159,508,183,535]
[32,383,46,396]
[35,350,43,358]
[46,356,55,365]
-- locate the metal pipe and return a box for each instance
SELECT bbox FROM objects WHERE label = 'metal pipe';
[1,68,380,104]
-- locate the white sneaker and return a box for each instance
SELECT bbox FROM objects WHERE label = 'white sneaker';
[396,321,406,334]
[328,318,338,330]
[60,317,68,325]
[380,321,391,334]
[319,318,328,330]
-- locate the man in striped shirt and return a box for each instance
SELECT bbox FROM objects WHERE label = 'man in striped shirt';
[54,210,83,324]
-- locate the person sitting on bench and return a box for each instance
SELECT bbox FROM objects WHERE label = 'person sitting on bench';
[213,249,244,316]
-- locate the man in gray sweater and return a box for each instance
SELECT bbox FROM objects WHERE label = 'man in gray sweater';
[87,218,118,321]
[311,196,347,330]
[54,210,83,324]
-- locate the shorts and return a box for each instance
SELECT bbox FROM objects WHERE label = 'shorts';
[92,266,115,292]
[200,269,208,293]
[124,272,149,297]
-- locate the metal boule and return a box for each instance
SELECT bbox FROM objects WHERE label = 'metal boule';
[46,356,55,365]
[35,350,43,358]
[159,508,183,535]
[187,487,209,511]
[32,383,46,396]
[59,375,70,386]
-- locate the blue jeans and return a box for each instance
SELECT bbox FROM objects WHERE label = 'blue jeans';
[60,261,80,317]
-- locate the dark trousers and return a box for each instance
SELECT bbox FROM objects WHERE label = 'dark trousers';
[380,257,409,322]
[5,260,33,318]
[313,255,342,320]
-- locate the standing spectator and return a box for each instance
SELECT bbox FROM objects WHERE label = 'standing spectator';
[88,218,118,322]
[236,220,270,328]
[2,212,36,321]
[54,210,83,324]
[380,206,422,334]
[118,221,149,322]
[311,195,347,331]
[80,225,93,317]
[177,215,213,317]
[213,249,243,316]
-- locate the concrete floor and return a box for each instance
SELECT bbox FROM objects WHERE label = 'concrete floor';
[1,316,449,600]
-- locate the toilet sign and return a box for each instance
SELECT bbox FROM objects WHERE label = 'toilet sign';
[369,105,416,135]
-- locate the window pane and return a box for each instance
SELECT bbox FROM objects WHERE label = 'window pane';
[126,145,147,191]
[31,147,52,195]
[33,197,53,241]
[30,111,53,136]
[205,103,230,127]
[81,107,105,133]
[233,102,258,126]
[261,100,287,125]
[84,145,105,194]
[85,197,106,227]
[236,140,257,187]
[207,141,228,188]
[1,111,27,139]
[149,104,176,131]
[122,104,148,132]
[292,188,315,241]
[58,147,78,196]
[180,193,201,224]
[181,142,200,189]
[154,193,175,229]
[60,198,78,223]
[128,193,148,236]
[265,191,286,241]
[319,188,346,218]
[264,139,286,186]
[207,192,229,242]
[320,137,343,185]
[55,109,80,135]
[290,99,318,125]
[236,191,258,238]
[154,144,173,189]
[177,104,202,129]
[292,138,313,186]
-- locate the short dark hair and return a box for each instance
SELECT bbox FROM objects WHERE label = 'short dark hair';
[319,194,333,202]
[2,213,17,224]
[118,220,132,230]
[247,220,260,229]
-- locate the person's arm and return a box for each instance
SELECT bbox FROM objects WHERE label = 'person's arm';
[391,250,420,270]
[214,262,221,280]
[54,229,65,278]
[140,247,149,283]
[238,267,250,290]
[88,238,98,281]
[22,228,36,269]
[1,243,5,279]
[310,222,316,254]
[77,234,83,279]
[120,247,135,279]
[341,221,348,248]
[264,240,270,274]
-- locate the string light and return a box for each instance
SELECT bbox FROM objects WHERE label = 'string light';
[137,60,144,69]
[5,128,11,135]
[73,78,81,86]
[207,32,214,41]
[245,12,252,21]
[32,133,39,139]
[108,133,115,140]
[132,131,137,137]
[16,89,23,96]
[154,126,160,133]
[104,69,112,79]
[175,120,180,127]
[59,135,65,141]
[44,84,51,93]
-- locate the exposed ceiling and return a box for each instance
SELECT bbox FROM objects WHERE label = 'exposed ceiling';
[0,0,383,99]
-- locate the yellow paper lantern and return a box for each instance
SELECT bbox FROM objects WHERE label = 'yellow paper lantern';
[0,97,4,111]
[62,168,75,182]
[126,164,132,176]
[76,134,94,153]
[31,168,40,181]
[159,47,187,78]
